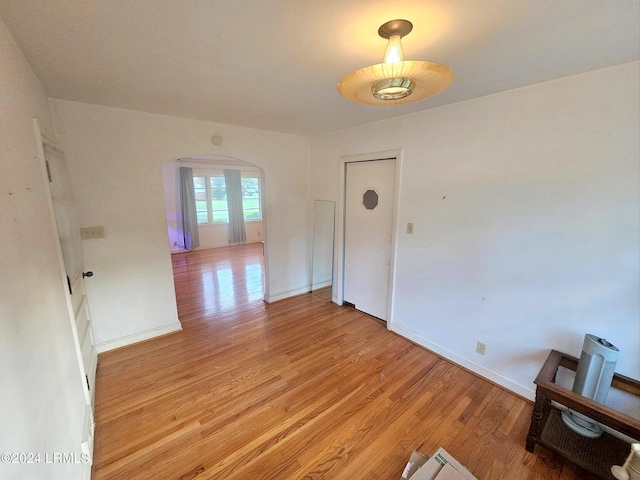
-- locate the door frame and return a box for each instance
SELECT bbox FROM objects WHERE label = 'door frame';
[34,119,95,478]
[336,149,403,329]
[34,118,95,405]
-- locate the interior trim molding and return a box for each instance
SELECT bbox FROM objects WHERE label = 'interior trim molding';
[96,321,183,353]
[264,286,310,303]
[390,323,535,402]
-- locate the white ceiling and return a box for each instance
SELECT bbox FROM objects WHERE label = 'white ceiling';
[1,1,638,137]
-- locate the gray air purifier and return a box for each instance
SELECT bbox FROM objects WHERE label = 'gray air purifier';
[561,334,620,438]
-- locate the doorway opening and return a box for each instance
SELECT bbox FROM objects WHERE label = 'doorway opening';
[161,155,268,311]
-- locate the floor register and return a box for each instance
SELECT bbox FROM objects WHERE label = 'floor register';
[400,448,478,480]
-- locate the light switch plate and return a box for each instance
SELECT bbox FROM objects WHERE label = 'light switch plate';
[80,226,105,240]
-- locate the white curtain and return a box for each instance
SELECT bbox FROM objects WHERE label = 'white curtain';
[179,166,200,250]
[224,169,246,244]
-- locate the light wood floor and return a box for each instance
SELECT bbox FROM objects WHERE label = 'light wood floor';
[92,243,588,479]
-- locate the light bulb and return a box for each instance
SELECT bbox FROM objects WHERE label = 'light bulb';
[383,35,404,63]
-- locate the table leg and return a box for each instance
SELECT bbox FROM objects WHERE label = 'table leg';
[526,388,546,452]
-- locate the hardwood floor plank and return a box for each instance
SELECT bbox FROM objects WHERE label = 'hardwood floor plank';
[92,243,589,479]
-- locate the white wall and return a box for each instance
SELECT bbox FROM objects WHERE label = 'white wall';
[311,62,640,402]
[0,18,87,480]
[50,100,311,350]
[311,200,335,289]
[161,159,182,249]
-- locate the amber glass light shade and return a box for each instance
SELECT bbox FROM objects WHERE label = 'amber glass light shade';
[338,19,454,105]
[338,60,454,106]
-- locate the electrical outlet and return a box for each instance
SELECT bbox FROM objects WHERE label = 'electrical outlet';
[476,341,486,356]
[407,223,414,234]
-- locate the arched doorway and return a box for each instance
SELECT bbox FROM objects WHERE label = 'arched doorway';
[161,155,268,310]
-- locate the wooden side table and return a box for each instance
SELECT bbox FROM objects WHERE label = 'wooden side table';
[526,350,640,479]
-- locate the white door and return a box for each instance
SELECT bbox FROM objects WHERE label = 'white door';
[343,158,396,321]
[40,134,97,472]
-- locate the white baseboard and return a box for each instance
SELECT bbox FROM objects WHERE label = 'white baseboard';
[264,286,311,303]
[390,323,535,402]
[96,321,183,353]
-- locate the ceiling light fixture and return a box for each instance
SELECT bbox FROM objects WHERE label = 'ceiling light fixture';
[338,19,454,106]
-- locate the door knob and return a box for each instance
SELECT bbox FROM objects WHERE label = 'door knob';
[82,271,94,278]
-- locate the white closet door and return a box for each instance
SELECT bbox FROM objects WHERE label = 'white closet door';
[343,158,396,321]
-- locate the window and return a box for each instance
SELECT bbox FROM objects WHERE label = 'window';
[210,176,229,223]
[241,177,260,220]
[193,174,261,224]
